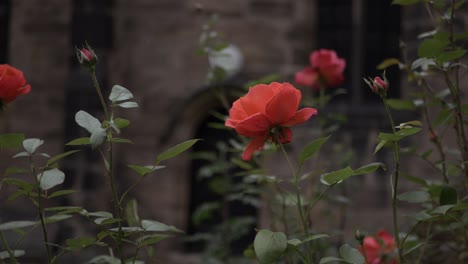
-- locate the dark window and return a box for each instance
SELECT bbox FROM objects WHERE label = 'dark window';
[0,0,10,63]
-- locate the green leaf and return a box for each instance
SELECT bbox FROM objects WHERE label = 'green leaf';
[44,214,72,224]
[436,49,466,62]
[66,137,91,145]
[434,109,454,127]
[386,99,416,110]
[0,133,24,148]
[353,163,385,175]
[90,128,107,149]
[48,190,77,199]
[409,211,433,221]
[440,186,457,205]
[4,167,29,175]
[321,166,354,185]
[298,136,330,166]
[128,165,165,177]
[23,138,44,154]
[109,85,134,103]
[392,0,421,5]
[37,168,65,190]
[156,139,200,164]
[46,150,81,166]
[141,219,183,233]
[110,138,133,144]
[75,110,102,134]
[0,249,25,259]
[254,229,288,264]
[136,234,170,246]
[117,102,139,108]
[431,204,455,215]
[374,139,389,154]
[398,190,430,203]
[339,244,365,264]
[66,237,96,249]
[0,220,36,231]
[395,127,422,138]
[418,38,449,58]
[319,256,348,264]
[125,199,140,227]
[113,118,130,129]
[377,58,401,70]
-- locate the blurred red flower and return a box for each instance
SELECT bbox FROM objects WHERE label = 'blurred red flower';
[295,49,346,90]
[359,230,397,264]
[225,82,317,160]
[0,64,31,105]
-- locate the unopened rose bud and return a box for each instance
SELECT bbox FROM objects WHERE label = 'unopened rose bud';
[76,43,98,69]
[364,74,389,97]
[372,77,388,93]
[355,229,366,244]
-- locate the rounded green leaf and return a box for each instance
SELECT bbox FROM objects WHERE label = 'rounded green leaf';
[440,186,457,205]
[37,168,65,190]
[109,85,134,103]
[339,244,364,264]
[253,229,287,264]
[23,138,44,154]
[75,110,102,134]
[321,167,354,185]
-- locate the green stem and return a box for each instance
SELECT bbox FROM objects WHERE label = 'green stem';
[382,98,404,263]
[88,69,124,264]
[89,68,110,121]
[276,139,313,264]
[0,231,17,263]
[30,158,53,263]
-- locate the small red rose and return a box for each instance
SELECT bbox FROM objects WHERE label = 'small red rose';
[0,64,31,105]
[295,49,346,90]
[359,230,397,264]
[225,82,317,160]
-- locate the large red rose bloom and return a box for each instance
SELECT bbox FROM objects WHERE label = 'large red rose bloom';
[225,82,317,160]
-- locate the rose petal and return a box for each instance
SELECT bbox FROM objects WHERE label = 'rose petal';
[242,135,268,160]
[234,113,271,137]
[295,67,318,87]
[239,83,278,115]
[283,108,317,126]
[265,83,300,124]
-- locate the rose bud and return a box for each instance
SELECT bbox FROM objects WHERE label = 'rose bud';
[76,43,98,69]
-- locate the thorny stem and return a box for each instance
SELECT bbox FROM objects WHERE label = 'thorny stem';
[276,137,313,264]
[441,70,468,186]
[420,79,448,183]
[30,157,53,263]
[382,98,404,263]
[89,70,124,264]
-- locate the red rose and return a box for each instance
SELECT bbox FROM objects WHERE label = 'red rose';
[295,49,346,90]
[359,230,397,264]
[0,64,31,104]
[225,82,317,160]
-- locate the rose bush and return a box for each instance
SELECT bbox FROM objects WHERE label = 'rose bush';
[225,82,317,160]
[0,64,31,106]
[295,49,346,90]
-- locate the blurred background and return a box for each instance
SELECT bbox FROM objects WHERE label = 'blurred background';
[0,0,463,263]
